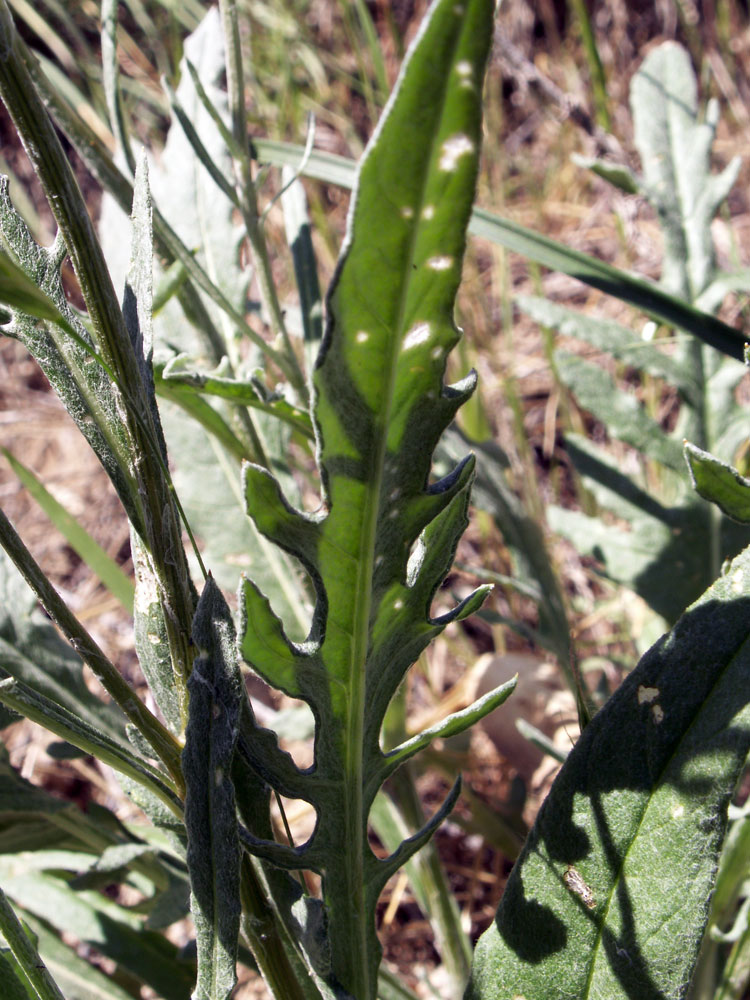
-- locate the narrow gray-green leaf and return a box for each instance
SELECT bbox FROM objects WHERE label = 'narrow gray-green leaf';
[0,182,141,531]
[0,953,34,1000]
[183,576,242,1000]
[0,868,195,1000]
[157,355,314,439]
[1,447,134,611]
[0,886,65,1000]
[467,541,750,999]
[0,546,130,748]
[442,428,574,673]
[0,677,180,814]
[19,913,137,1000]
[556,352,685,471]
[572,153,640,194]
[0,247,78,336]
[516,294,697,403]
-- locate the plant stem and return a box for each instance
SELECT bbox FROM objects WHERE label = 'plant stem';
[0,0,196,728]
[217,0,308,403]
[567,0,611,131]
[0,886,66,1000]
[238,855,324,1000]
[0,506,184,793]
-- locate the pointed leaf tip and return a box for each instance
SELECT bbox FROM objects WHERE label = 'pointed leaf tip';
[684,441,750,523]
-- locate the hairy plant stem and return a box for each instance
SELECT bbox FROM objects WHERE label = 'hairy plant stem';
[0,0,196,730]
[0,885,66,1000]
[0,507,184,793]
[15,32,302,395]
[217,0,308,404]
[238,855,323,1000]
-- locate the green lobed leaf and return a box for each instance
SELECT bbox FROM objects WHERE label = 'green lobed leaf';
[238,1,496,995]
[253,139,746,362]
[684,442,750,524]
[467,541,750,999]
[183,577,242,1000]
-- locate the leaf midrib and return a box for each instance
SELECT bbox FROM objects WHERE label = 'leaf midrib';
[337,14,469,996]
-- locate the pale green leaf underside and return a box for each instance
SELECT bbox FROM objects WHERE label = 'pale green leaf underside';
[467,542,750,999]
[630,41,740,301]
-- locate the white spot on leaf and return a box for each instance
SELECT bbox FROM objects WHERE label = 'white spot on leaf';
[403,322,431,350]
[732,568,745,594]
[427,255,454,271]
[456,60,472,77]
[637,684,660,705]
[422,204,435,220]
[215,767,223,787]
[394,598,404,611]
[430,346,443,360]
[652,704,665,724]
[356,331,369,344]
[439,134,475,171]
[400,206,414,219]
[672,803,685,819]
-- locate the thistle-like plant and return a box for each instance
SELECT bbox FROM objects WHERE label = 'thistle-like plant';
[0,0,514,997]
[519,41,750,626]
[2,4,750,1000]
